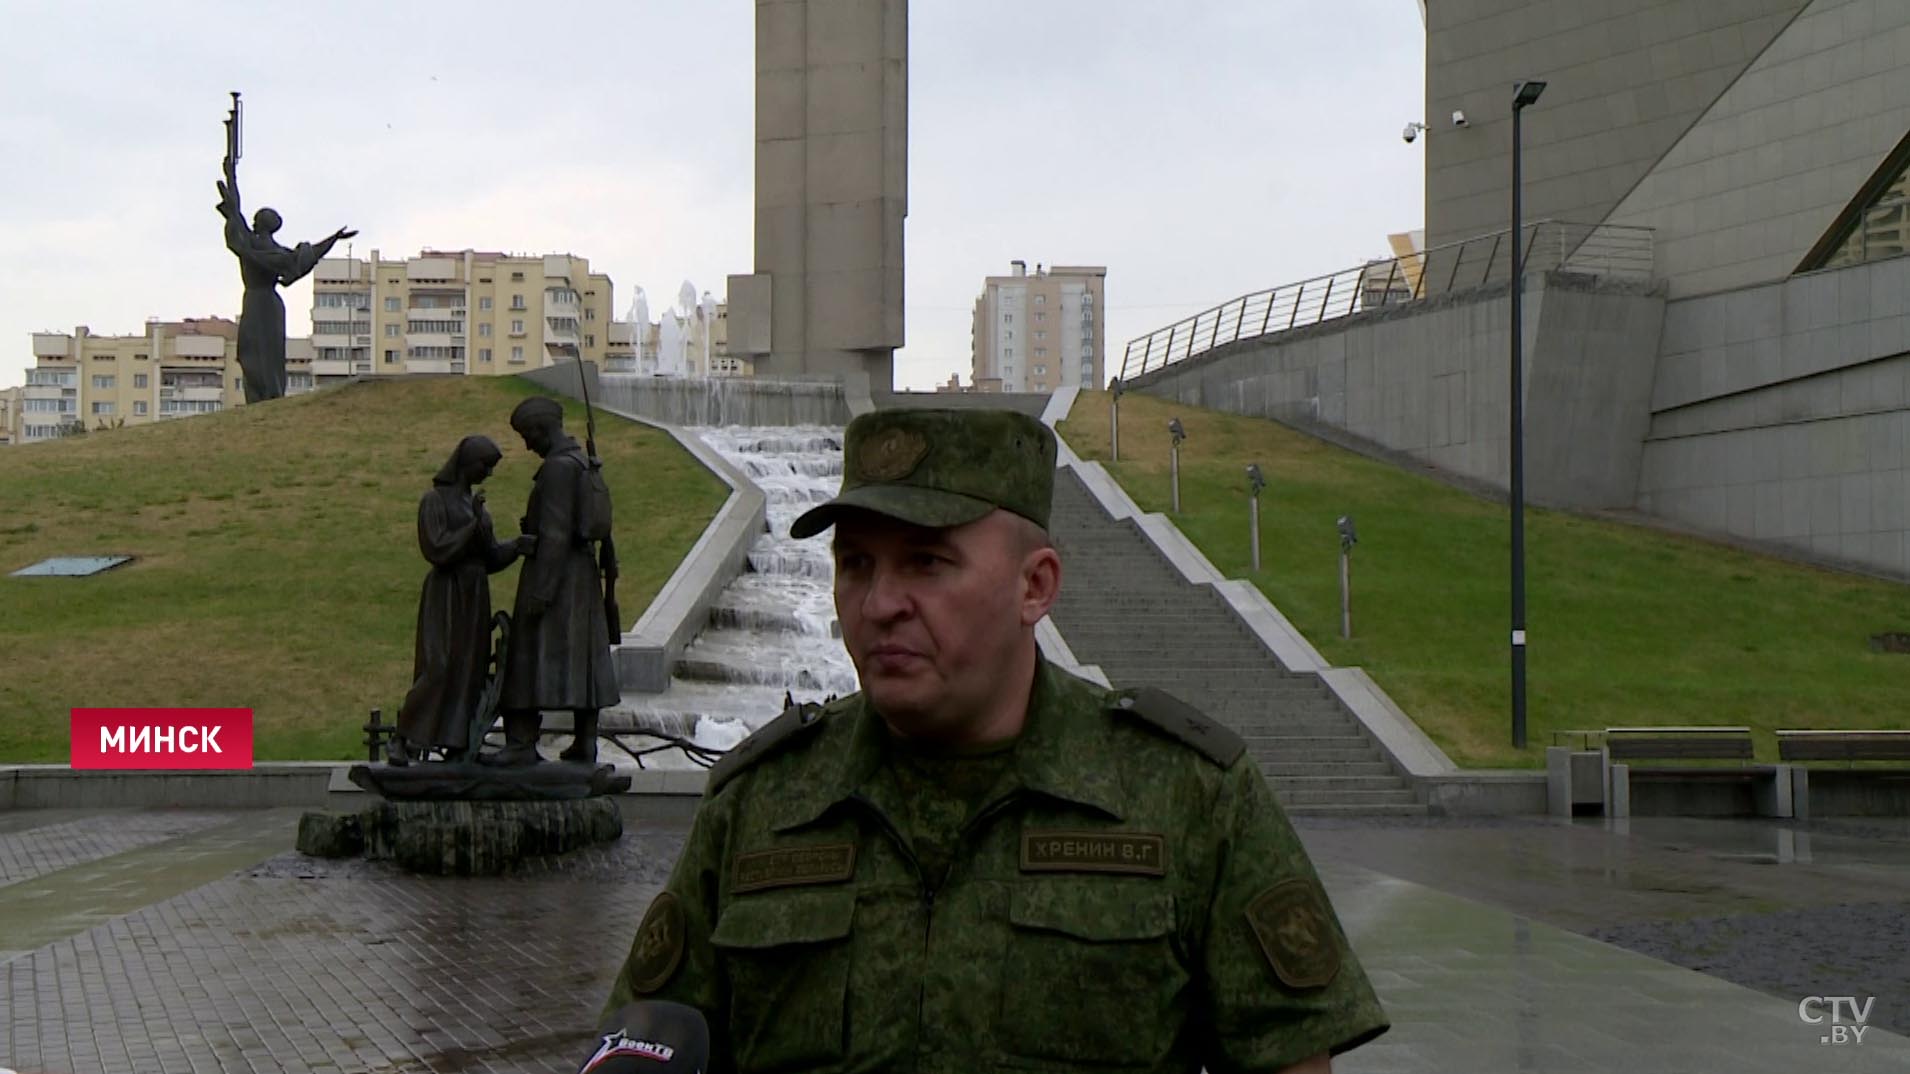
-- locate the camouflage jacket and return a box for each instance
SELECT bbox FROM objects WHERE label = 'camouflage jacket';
[606,656,1390,1072]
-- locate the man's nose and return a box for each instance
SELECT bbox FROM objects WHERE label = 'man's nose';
[859,562,913,621]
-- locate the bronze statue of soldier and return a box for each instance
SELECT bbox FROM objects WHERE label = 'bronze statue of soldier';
[488,396,622,766]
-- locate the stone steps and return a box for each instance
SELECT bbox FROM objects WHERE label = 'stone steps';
[1262,760,1395,777]
[1048,465,1416,816]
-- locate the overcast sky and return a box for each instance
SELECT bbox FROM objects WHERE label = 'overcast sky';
[0,1,1424,392]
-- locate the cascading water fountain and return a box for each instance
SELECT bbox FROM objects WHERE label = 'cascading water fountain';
[599,423,858,768]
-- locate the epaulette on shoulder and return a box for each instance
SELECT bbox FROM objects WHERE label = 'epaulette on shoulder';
[1108,686,1246,768]
[706,699,831,796]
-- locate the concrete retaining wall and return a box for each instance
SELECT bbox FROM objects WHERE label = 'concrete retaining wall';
[1637,257,1910,577]
[596,374,854,427]
[2,764,343,809]
[613,418,768,692]
[1131,272,1667,510]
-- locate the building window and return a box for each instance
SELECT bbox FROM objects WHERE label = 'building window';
[479,296,493,311]
[1005,348,1014,359]
[1035,348,1047,357]
[92,401,115,415]
[480,348,492,362]
[585,307,595,320]
[134,373,148,388]
[1004,314,1013,323]
[585,334,595,347]
[1036,312,1046,322]
[511,271,524,282]
[478,323,492,337]
[1035,331,1046,341]
[384,297,401,312]
[510,346,525,363]
[1033,365,1046,375]
[134,401,148,415]
[91,375,115,389]
[385,324,399,337]
[511,294,527,310]
[511,319,525,335]
[1034,294,1046,305]
[1814,145,1910,269]
[385,350,399,364]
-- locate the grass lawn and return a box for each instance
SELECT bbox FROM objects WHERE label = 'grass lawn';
[0,376,728,762]
[1060,389,1910,767]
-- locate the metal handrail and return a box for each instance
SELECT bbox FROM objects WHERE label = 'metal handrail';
[1119,220,1655,382]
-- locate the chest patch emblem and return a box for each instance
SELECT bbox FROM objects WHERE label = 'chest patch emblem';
[1020,830,1166,876]
[732,843,858,894]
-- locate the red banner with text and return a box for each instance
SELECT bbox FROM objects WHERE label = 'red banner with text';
[70,708,255,770]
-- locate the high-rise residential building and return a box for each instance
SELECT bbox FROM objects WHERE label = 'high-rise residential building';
[12,318,310,444]
[970,262,1106,394]
[309,249,613,382]
[0,386,21,445]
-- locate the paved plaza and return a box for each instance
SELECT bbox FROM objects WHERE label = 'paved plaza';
[2,806,1908,1072]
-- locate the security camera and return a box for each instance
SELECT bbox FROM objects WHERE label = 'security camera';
[1402,122,1426,144]
[1452,110,1469,128]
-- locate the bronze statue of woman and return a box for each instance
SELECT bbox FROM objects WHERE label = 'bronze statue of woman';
[391,436,533,765]
[214,95,356,403]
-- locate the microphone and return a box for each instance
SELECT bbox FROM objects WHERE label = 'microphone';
[578,1001,710,1073]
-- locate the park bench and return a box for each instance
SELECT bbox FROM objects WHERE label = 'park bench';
[1602,727,1790,819]
[1776,730,1910,819]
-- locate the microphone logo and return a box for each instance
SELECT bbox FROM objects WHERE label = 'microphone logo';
[581,1029,676,1070]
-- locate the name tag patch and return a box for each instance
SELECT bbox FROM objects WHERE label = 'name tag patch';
[1020,831,1166,876]
[732,843,857,894]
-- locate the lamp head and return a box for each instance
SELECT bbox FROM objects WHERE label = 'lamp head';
[1247,463,1265,495]
[1168,417,1185,446]
[1337,514,1358,551]
[1513,80,1547,109]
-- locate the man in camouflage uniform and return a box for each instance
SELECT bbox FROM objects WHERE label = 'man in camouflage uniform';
[606,408,1389,1072]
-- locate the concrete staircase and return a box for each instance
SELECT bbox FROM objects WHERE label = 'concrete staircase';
[1047,468,1425,816]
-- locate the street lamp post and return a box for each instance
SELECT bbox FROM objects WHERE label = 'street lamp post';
[1168,418,1186,513]
[1510,78,1546,750]
[1110,376,1124,461]
[1247,463,1265,572]
[1337,515,1357,640]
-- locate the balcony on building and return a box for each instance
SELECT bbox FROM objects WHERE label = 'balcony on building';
[172,335,227,360]
[32,333,71,359]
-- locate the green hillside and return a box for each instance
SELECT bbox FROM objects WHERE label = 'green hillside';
[0,376,727,762]
[1060,389,1910,767]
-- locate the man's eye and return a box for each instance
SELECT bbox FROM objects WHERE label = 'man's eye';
[911,551,945,569]
[836,553,869,572]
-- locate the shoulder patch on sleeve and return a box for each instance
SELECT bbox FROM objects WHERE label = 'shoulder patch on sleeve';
[626,891,686,994]
[1108,686,1246,767]
[1246,878,1341,990]
[706,700,828,796]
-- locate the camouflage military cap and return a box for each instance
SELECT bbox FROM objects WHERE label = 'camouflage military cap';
[790,408,1057,538]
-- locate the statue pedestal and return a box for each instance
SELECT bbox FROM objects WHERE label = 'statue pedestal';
[299,762,630,875]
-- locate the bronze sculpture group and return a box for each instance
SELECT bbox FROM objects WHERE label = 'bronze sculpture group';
[212,94,623,776]
[392,397,623,770]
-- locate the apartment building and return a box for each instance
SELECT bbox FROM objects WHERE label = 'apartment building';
[0,386,20,444]
[970,262,1106,394]
[13,319,311,444]
[309,249,614,381]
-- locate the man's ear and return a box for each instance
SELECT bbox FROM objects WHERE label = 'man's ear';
[1019,546,1062,627]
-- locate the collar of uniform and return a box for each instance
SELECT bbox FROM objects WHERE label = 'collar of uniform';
[1009,654,1126,821]
[769,652,1125,833]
